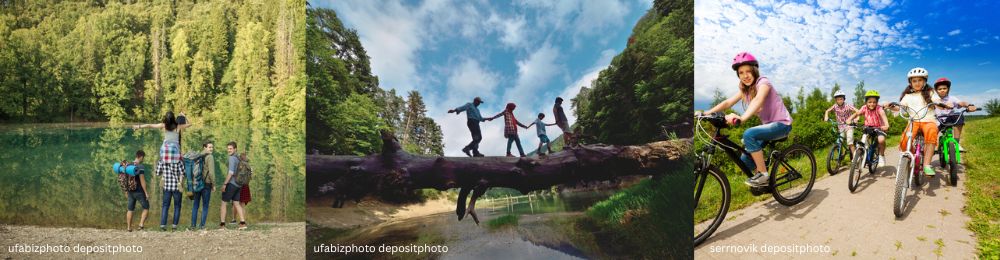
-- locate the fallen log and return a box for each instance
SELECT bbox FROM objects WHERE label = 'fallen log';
[307,131,691,224]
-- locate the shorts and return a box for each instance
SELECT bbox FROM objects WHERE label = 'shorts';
[900,121,938,151]
[221,183,242,203]
[538,134,550,143]
[838,127,854,143]
[127,191,149,211]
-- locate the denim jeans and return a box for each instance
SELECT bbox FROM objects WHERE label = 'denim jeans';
[160,189,182,227]
[190,186,212,228]
[506,136,524,155]
[740,122,792,170]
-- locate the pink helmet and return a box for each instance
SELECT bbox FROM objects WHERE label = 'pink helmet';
[731,52,758,71]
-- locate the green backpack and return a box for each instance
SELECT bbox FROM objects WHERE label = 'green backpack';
[235,153,253,186]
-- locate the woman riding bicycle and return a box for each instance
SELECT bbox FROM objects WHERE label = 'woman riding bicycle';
[888,67,941,176]
[698,52,793,187]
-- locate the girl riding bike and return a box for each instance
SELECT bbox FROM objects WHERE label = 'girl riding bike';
[698,52,793,187]
[888,67,941,176]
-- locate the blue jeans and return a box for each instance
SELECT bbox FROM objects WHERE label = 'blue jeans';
[160,189,182,227]
[190,186,212,228]
[506,136,524,155]
[740,122,792,170]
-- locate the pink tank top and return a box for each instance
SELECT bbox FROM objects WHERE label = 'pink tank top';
[861,105,883,127]
[743,77,792,125]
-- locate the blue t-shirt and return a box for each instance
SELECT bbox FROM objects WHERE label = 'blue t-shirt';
[534,118,547,136]
[228,155,241,187]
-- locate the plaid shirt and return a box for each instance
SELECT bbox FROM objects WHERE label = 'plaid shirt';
[832,104,857,131]
[156,160,184,191]
[493,110,524,138]
[159,141,181,164]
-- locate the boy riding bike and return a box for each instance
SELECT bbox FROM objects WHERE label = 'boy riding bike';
[824,90,858,154]
[846,90,890,168]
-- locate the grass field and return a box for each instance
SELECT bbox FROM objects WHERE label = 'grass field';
[960,116,1000,258]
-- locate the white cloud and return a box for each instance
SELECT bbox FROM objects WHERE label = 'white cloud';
[695,0,921,101]
[948,29,961,36]
[505,44,563,106]
[486,13,528,48]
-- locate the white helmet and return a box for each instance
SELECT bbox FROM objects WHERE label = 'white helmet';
[907,67,928,79]
[833,90,846,99]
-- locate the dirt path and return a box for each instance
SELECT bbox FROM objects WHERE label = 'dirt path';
[307,196,455,229]
[695,147,978,259]
[1,222,304,259]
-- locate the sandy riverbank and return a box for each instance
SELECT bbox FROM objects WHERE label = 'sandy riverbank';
[0,222,304,259]
[306,196,456,229]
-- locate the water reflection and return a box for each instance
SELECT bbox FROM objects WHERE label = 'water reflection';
[0,123,304,228]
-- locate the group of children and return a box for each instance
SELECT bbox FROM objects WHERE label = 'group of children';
[450,97,574,157]
[824,67,975,175]
[126,112,253,232]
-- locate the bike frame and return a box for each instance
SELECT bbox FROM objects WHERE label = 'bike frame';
[937,108,969,164]
[893,103,936,189]
[695,115,796,188]
[856,126,880,168]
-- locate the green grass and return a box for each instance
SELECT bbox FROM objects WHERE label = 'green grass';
[485,214,519,230]
[960,116,1000,258]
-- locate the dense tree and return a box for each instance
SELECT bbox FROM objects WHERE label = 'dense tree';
[305,7,442,156]
[573,0,693,144]
[0,0,305,126]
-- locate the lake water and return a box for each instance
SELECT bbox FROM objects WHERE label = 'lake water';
[0,123,304,229]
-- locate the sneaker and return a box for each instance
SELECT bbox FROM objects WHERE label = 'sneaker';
[744,172,769,187]
[473,153,485,157]
[461,147,472,157]
[878,156,886,167]
[959,144,965,153]
[506,153,514,157]
[924,166,935,176]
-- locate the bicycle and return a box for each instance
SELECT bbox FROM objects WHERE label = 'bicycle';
[888,102,939,218]
[936,105,973,187]
[848,125,883,192]
[693,113,817,246]
[826,120,854,176]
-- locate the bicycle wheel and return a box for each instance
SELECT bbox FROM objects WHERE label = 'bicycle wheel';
[894,156,911,218]
[769,144,817,206]
[694,165,730,247]
[826,143,839,175]
[867,147,878,175]
[948,141,959,187]
[849,148,865,193]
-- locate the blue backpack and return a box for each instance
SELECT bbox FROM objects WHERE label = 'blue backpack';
[182,151,206,193]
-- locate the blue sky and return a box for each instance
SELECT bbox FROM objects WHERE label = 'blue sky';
[695,0,1000,115]
[315,0,652,156]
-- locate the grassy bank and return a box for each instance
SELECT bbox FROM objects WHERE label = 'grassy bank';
[960,116,1000,258]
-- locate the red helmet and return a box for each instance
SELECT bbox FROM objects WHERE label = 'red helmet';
[934,77,951,88]
[732,52,758,71]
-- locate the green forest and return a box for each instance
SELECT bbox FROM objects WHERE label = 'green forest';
[307,0,694,258]
[0,0,305,130]
[305,7,442,156]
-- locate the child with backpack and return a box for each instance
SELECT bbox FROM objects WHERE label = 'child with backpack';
[486,103,529,157]
[123,150,149,232]
[526,113,558,156]
[219,141,248,230]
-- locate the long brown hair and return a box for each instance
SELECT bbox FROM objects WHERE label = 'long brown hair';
[899,78,932,104]
[738,65,761,108]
